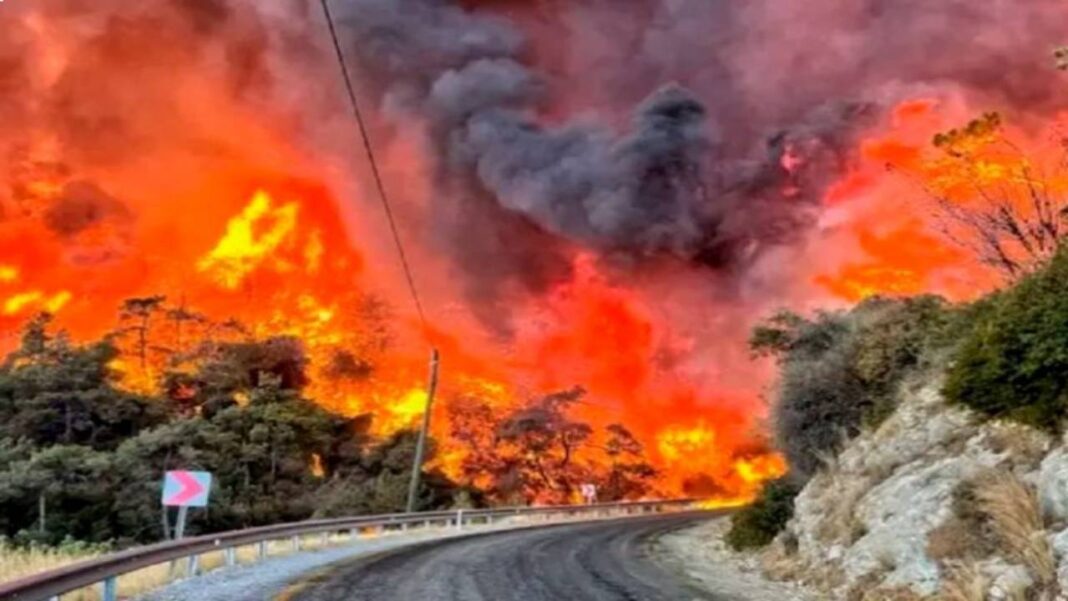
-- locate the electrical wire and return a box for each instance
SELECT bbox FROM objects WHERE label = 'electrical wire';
[319,0,429,333]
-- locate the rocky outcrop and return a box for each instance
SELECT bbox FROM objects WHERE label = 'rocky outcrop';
[1040,449,1068,525]
[769,378,1056,599]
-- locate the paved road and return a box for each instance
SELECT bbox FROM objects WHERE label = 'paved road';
[288,512,717,601]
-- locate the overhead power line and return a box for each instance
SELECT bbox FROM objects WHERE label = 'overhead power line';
[319,0,428,332]
[319,0,440,516]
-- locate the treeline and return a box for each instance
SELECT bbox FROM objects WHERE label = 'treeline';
[0,308,658,548]
[0,313,466,547]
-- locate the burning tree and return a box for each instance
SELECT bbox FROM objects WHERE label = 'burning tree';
[600,424,657,501]
[921,112,1068,279]
[446,388,656,505]
[495,387,594,503]
[117,296,167,370]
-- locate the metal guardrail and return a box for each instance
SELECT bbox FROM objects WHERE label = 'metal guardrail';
[0,499,697,601]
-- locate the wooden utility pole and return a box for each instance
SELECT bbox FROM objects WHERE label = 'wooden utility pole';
[406,348,440,513]
[318,0,439,513]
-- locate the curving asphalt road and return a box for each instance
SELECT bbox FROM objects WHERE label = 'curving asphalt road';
[287,512,718,601]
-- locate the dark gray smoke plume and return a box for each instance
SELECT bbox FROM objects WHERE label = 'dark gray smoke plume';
[339,0,866,279]
[337,0,1065,288]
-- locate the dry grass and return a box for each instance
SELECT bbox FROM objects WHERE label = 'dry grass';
[925,518,972,562]
[759,537,805,582]
[2,531,370,601]
[938,561,989,601]
[972,470,1056,590]
[0,541,103,586]
[926,479,1000,566]
[861,588,927,601]
[981,423,1052,471]
[845,570,927,601]
[814,471,871,545]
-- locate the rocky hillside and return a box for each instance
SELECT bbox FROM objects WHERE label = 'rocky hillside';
[710,248,1068,600]
[763,378,1065,599]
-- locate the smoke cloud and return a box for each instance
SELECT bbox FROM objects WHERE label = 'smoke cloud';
[340,0,875,278]
[337,0,1065,293]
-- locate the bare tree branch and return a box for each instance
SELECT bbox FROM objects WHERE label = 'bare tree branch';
[922,113,1068,280]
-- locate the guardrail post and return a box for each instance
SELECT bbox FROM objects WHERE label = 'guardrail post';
[258,540,268,560]
[349,528,358,541]
[455,509,464,530]
[101,575,118,601]
[321,532,329,547]
[225,547,236,567]
[187,554,200,577]
[292,535,301,552]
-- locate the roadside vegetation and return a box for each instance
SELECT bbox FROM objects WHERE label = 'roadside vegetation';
[730,101,1068,551]
[0,312,462,548]
[725,478,800,551]
[748,295,957,480]
[944,248,1068,431]
[0,305,657,561]
[730,250,1068,550]
[0,539,105,590]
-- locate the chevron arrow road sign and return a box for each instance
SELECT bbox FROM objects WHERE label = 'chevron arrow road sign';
[162,471,212,507]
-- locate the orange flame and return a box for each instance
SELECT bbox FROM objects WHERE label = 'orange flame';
[14,3,1057,507]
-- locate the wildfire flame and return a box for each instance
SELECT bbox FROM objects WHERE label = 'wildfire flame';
[3,0,1062,506]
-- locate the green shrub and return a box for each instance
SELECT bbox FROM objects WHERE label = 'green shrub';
[757,296,952,478]
[725,478,801,551]
[776,343,866,476]
[944,249,1068,430]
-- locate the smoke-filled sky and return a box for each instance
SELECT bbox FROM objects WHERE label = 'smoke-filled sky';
[339,0,1064,292]
[0,0,1065,495]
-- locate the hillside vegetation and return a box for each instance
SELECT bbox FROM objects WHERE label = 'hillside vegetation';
[727,245,1068,599]
[0,306,659,553]
[943,249,1068,430]
[0,315,465,548]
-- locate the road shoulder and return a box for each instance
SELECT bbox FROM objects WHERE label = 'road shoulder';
[132,527,494,601]
[649,516,818,601]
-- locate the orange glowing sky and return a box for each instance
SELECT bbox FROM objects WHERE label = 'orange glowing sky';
[2,1,1064,504]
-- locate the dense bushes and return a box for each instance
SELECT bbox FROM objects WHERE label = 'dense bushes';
[0,321,464,547]
[944,249,1068,430]
[725,477,801,551]
[753,296,952,478]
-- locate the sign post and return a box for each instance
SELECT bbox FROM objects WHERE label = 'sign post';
[162,470,212,540]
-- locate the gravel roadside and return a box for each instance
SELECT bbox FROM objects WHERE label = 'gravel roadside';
[650,517,818,601]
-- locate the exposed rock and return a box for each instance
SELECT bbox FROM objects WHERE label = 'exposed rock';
[1051,528,1068,595]
[836,384,974,478]
[1050,528,1068,560]
[846,457,982,593]
[770,380,1058,599]
[1040,447,1068,525]
[986,561,1033,601]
